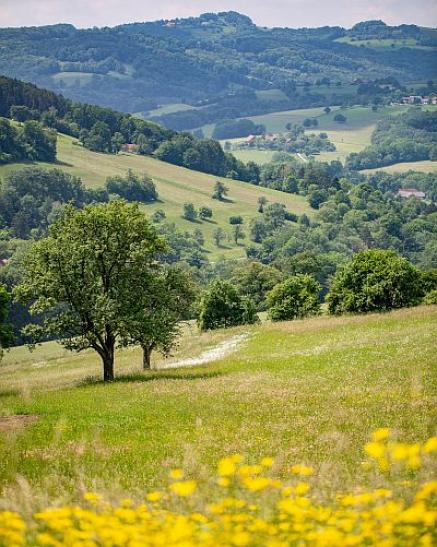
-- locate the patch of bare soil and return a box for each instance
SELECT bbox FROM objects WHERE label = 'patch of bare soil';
[0,415,38,433]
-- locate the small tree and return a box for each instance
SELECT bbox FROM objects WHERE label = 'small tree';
[183,203,198,222]
[199,206,213,221]
[267,275,321,321]
[327,250,422,314]
[249,218,267,243]
[193,228,205,247]
[119,266,194,369]
[229,215,243,225]
[198,280,258,331]
[213,227,226,247]
[257,196,268,213]
[324,107,331,114]
[15,201,165,381]
[111,132,124,154]
[334,113,347,124]
[151,209,166,223]
[232,224,245,245]
[212,181,229,201]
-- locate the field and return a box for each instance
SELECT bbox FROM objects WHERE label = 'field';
[361,160,437,174]
[0,305,436,513]
[0,133,312,260]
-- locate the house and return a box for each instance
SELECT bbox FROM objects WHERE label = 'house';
[397,188,426,199]
[121,143,140,153]
[245,134,256,144]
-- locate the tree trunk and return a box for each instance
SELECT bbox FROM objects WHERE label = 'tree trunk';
[142,345,153,370]
[102,351,114,381]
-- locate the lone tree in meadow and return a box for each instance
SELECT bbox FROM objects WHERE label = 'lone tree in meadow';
[15,201,166,381]
[212,181,229,201]
[213,227,226,247]
[119,266,194,369]
[232,224,245,245]
[327,249,422,314]
[267,275,321,321]
[257,196,268,213]
[198,280,258,331]
[183,202,198,222]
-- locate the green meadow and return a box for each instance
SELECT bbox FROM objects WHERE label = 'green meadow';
[0,305,435,511]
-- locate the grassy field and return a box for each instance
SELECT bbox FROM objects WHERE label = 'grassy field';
[0,305,435,512]
[361,160,437,174]
[233,105,419,164]
[0,133,312,260]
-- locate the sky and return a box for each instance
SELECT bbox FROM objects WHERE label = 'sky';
[0,0,436,29]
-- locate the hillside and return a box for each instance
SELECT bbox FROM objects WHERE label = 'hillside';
[1,305,435,510]
[0,131,312,260]
[0,13,435,119]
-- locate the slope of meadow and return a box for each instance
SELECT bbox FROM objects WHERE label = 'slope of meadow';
[0,132,312,260]
[0,305,435,512]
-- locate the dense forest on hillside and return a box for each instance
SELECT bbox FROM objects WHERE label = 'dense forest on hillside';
[346,108,437,169]
[0,13,435,123]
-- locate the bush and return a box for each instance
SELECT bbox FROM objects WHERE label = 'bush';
[197,280,258,331]
[267,275,321,321]
[327,250,422,314]
[105,170,157,203]
[423,289,437,305]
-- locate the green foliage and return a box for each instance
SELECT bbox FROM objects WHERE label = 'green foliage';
[423,289,437,305]
[15,201,166,381]
[197,279,258,331]
[229,216,243,225]
[213,228,226,247]
[267,274,321,321]
[334,113,347,124]
[0,118,56,164]
[199,207,213,221]
[232,261,284,311]
[118,265,194,369]
[105,169,157,203]
[183,203,198,222]
[232,225,245,245]
[0,283,13,357]
[212,119,265,140]
[327,250,422,314]
[212,181,229,201]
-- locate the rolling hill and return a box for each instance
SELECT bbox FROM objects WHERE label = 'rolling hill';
[0,13,435,119]
[0,131,312,260]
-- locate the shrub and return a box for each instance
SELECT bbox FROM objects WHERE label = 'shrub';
[423,289,437,305]
[327,249,422,314]
[267,274,321,321]
[197,280,258,331]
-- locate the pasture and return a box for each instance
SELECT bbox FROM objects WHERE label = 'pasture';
[0,305,435,513]
[361,160,437,174]
[0,133,312,260]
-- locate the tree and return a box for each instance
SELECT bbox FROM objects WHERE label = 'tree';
[111,132,124,153]
[198,280,258,331]
[193,228,205,247]
[334,113,347,124]
[0,284,13,358]
[183,203,198,221]
[249,218,268,243]
[233,224,245,245]
[199,206,213,221]
[267,275,321,321]
[15,201,166,381]
[232,262,284,311]
[151,209,166,223]
[119,266,194,369]
[257,196,268,213]
[324,107,331,114]
[213,227,226,247]
[106,170,157,203]
[212,181,229,201]
[229,215,243,225]
[327,250,422,314]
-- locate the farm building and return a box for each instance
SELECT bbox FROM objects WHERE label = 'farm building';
[397,188,426,199]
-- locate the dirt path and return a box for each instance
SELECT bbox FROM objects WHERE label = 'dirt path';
[160,334,250,369]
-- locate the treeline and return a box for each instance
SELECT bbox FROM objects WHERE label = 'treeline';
[212,118,265,140]
[0,75,264,181]
[1,75,174,155]
[346,108,437,170]
[0,118,56,164]
[154,133,261,181]
[0,167,158,240]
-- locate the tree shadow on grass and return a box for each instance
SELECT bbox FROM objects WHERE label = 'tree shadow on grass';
[79,368,226,387]
[0,388,20,399]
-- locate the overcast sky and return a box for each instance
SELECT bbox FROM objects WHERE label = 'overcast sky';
[1,0,436,29]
